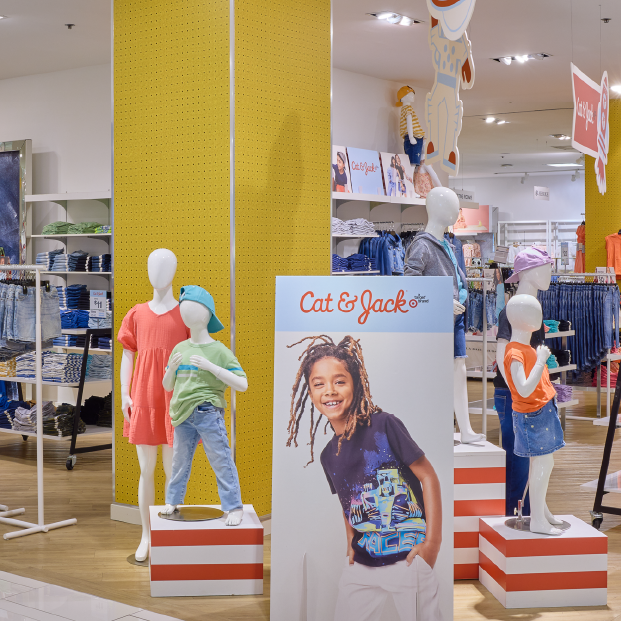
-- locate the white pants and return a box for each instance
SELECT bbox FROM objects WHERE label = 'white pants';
[333,557,442,621]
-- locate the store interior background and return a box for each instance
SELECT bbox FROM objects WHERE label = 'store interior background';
[2,0,621,619]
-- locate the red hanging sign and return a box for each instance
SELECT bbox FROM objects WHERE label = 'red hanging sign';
[571,63,600,158]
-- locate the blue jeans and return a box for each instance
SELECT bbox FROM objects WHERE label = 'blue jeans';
[494,388,530,516]
[454,313,466,358]
[14,288,62,342]
[166,402,242,512]
[404,135,424,166]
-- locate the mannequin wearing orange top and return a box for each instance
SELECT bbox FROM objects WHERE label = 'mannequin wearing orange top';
[117,249,191,562]
[575,222,585,273]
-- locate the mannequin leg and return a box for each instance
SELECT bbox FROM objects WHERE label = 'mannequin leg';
[544,503,563,526]
[454,358,485,444]
[529,454,562,536]
[135,444,158,561]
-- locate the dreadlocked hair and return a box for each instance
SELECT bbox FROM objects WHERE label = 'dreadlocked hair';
[286,335,381,465]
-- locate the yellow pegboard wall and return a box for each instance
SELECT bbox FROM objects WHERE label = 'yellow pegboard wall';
[234,0,331,516]
[114,0,230,506]
[586,99,621,273]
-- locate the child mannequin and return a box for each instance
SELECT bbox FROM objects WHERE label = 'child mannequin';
[161,286,248,526]
[397,86,426,166]
[504,295,565,536]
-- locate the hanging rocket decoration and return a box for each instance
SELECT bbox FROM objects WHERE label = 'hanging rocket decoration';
[425,0,477,176]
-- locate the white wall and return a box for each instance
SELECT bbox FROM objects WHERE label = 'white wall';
[0,63,111,194]
[332,68,448,186]
[450,174,585,223]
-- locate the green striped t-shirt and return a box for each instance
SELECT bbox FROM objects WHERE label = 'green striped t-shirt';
[167,340,246,427]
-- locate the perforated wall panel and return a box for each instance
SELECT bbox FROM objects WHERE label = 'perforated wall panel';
[585,99,621,273]
[114,0,230,506]
[234,0,331,515]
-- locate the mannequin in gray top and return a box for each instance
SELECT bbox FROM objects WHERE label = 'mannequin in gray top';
[405,187,485,444]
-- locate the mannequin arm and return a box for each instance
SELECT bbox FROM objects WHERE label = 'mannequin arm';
[423,163,441,188]
[407,114,417,144]
[496,338,508,383]
[510,346,550,398]
[189,355,249,392]
[120,349,135,421]
[162,352,183,392]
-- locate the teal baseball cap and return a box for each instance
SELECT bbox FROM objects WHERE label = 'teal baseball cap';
[179,285,225,333]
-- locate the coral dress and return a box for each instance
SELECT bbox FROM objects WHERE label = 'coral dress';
[117,303,190,446]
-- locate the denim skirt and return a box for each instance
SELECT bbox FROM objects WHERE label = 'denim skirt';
[513,398,565,458]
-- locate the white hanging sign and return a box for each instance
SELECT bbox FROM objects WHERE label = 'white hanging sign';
[534,186,550,201]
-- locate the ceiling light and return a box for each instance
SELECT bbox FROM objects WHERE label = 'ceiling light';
[576,154,585,165]
[549,134,571,140]
[368,12,421,25]
[496,120,507,125]
[611,85,621,94]
[493,53,551,64]
[499,56,512,65]
[0,16,7,20]
[547,163,583,167]
[485,117,496,123]
[501,164,513,168]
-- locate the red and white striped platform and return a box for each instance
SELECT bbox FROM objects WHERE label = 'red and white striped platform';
[454,433,505,580]
[479,514,607,608]
[149,504,263,597]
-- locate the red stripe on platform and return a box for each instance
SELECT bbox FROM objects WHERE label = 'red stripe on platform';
[454,564,479,580]
[454,499,505,517]
[455,531,479,548]
[151,563,263,581]
[479,520,608,557]
[454,467,506,485]
[479,551,606,591]
[151,529,263,547]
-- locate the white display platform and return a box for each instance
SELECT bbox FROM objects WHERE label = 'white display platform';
[454,433,505,580]
[479,515,607,608]
[149,504,263,597]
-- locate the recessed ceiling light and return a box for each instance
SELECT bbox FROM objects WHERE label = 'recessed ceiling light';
[501,164,513,167]
[0,16,7,20]
[485,117,496,123]
[549,134,571,140]
[547,163,583,167]
[611,85,621,94]
[492,53,551,64]
[368,12,422,25]
[496,120,507,125]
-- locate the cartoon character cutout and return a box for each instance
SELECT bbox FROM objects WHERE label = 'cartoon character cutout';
[596,71,609,195]
[427,0,477,41]
[426,16,475,176]
[349,468,424,534]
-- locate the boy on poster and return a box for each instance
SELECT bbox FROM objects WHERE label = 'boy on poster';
[286,334,443,621]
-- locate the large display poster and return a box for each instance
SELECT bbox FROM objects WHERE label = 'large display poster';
[271,276,454,621]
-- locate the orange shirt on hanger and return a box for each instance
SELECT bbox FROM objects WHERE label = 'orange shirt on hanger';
[605,234,621,275]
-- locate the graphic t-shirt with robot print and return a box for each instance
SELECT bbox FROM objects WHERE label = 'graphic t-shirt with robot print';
[320,411,426,567]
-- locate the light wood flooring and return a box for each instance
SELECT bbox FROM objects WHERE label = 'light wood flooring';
[1,382,621,620]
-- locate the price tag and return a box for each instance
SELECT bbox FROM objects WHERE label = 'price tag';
[561,242,569,266]
[90,290,107,315]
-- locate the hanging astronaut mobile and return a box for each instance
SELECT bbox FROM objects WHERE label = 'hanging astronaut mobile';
[425,0,477,176]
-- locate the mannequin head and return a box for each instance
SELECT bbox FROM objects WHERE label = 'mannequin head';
[506,294,543,334]
[180,300,212,330]
[518,263,553,292]
[426,187,460,227]
[148,249,177,290]
[396,85,415,107]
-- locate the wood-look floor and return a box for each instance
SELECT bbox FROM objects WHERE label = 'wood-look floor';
[1,382,621,620]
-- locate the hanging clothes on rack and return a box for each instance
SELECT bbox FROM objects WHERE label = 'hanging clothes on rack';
[605,231,621,276]
[358,226,404,276]
[575,222,585,273]
[538,278,620,373]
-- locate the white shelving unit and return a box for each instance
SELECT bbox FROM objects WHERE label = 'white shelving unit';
[332,192,425,207]
[0,425,110,441]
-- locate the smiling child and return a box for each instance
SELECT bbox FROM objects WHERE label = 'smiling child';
[286,335,443,621]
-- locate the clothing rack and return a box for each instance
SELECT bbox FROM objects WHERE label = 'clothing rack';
[0,265,77,539]
[466,277,493,437]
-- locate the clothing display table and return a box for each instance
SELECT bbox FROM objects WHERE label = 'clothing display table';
[454,434,505,579]
[149,504,263,597]
[479,515,607,608]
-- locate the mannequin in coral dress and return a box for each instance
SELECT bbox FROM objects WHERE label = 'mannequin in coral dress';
[117,248,190,562]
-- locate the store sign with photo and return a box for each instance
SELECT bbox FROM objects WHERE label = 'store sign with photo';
[271,276,454,621]
[571,63,609,194]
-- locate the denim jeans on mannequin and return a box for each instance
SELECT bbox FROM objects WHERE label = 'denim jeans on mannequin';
[166,402,242,511]
[494,387,530,516]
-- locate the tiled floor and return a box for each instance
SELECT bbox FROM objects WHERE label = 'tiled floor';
[0,572,181,621]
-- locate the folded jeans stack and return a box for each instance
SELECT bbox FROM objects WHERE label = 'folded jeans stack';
[52,335,88,348]
[36,249,63,270]
[56,284,88,309]
[86,354,112,380]
[52,250,89,272]
[61,310,90,329]
[91,335,111,350]
[16,351,90,383]
[554,384,573,403]
[332,254,349,272]
[87,254,111,273]
[347,254,374,272]
[88,310,112,329]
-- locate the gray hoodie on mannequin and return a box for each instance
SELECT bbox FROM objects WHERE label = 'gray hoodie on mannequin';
[404,231,467,302]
